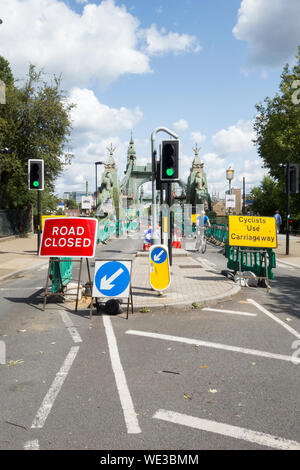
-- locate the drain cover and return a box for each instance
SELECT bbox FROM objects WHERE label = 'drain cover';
[179,265,203,269]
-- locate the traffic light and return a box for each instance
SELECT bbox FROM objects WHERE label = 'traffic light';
[28,159,44,190]
[289,164,299,194]
[160,140,179,182]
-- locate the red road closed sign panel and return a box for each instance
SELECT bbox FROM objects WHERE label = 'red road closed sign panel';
[39,217,98,258]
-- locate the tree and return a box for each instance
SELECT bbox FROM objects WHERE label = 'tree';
[250,176,283,216]
[254,46,300,214]
[0,58,74,211]
[65,198,78,210]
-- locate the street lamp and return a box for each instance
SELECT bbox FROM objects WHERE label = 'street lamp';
[95,161,104,212]
[226,166,234,194]
[226,166,234,215]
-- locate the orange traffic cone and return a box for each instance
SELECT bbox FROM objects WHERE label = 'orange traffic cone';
[176,228,182,249]
[172,229,177,247]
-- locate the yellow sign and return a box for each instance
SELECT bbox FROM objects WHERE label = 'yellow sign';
[149,245,171,291]
[41,215,66,231]
[229,215,277,248]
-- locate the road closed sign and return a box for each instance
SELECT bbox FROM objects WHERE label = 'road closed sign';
[39,217,98,258]
[149,244,171,291]
[229,215,277,248]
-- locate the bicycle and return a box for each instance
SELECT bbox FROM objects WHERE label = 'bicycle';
[195,226,207,254]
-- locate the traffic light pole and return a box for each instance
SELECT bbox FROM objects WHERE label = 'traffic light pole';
[37,190,41,255]
[286,162,290,256]
[151,127,178,245]
[167,182,173,266]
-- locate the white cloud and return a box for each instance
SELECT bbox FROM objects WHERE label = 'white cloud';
[173,119,189,132]
[143,24,201,56]
[69,87,142,140]
[190,131,206,144]
[233,0,300,67]
[212,120,255,155]
[54,87,143,194]
[0,0,201,87]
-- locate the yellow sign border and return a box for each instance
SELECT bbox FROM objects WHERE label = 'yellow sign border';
[41,214,66,231]
[228,215,277,248]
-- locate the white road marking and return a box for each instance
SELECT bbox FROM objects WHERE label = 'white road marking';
[276,261,294,270]
[24,439,39,450]
[59,311,82,344]
[102,315,141,434]
[126,330,300,364]
[31,346,80,429]
[153,409,300,450]
[248,299,300,340]
[0,287,44,291]
[202,307,257,317]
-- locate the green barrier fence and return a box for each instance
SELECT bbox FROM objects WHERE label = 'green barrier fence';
[225,245,276,280]
[50,258,73,293]
[207,223,276,279]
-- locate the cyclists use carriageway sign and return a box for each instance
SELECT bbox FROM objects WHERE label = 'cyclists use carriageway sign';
[228,215,277,249]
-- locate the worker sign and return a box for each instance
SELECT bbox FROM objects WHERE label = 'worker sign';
[149,245,171,291]
[39,217,98,257]
[92,260,132,298]
[229,215,277,248]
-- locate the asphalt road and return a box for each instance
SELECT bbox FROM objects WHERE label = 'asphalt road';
[0,237,300,451]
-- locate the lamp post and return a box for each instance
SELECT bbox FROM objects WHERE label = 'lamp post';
[95,161,104,212]
[226,166,235,214]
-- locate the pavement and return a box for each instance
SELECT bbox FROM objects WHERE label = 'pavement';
[131,248,239,309]
[0,231,300,310]
[0,233,47,281]
[274,234,300,268]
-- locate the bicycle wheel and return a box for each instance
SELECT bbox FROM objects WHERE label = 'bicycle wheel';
[201,235,207,254]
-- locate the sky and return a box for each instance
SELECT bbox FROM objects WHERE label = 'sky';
[1,0,300,198]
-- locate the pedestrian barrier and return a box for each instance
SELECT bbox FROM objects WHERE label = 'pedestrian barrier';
[225,245,276,279]
[206,224,228,244]
[50,257,73,293]
[205,223,276,280]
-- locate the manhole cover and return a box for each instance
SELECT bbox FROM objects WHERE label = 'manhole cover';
[179,265,203,269]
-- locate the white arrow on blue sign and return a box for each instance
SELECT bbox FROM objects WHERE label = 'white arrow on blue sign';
[92,260,132,298]
[150,246,167,264]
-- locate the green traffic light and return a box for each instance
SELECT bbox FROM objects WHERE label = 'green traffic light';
[33,181,39,187]
[166,168,174,176]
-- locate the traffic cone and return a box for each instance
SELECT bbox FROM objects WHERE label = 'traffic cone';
[172,229,177,247]
[176,227,182,249]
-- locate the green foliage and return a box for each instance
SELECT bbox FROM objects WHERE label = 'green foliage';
[250,176,283,216]
[65,198,78,209]
[254,46,300,215]
[0,58,74,211]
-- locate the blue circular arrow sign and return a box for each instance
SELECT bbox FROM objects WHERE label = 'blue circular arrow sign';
[95,261,130,297]
[151,247,167,264]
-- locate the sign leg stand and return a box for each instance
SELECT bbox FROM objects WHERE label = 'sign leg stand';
[43,259,51,311]
[86,258,94,320]
[75,258,83,313]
